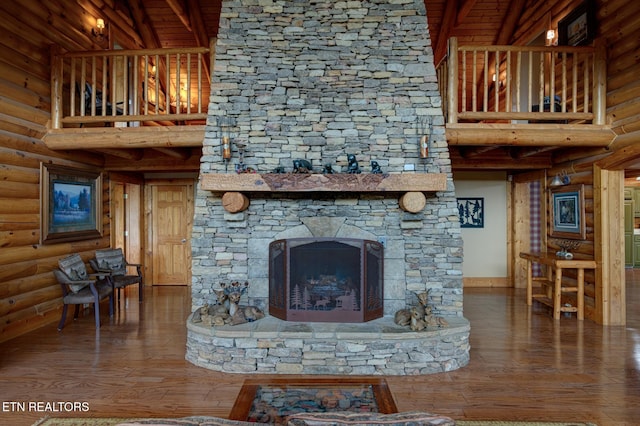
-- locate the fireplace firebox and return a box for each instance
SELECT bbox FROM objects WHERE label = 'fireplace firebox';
[268,238,384,323]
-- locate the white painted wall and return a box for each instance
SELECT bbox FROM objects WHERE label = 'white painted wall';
[454,171,508,278]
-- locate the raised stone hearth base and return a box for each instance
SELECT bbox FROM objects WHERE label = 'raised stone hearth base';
[186,316,470,375]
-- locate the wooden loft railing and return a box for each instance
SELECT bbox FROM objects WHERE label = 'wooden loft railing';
[439,37,607,125]
[438,37,613,146]
[50,43,213,129]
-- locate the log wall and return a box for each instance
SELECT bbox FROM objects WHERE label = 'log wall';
[511,0,640,324]
[0,0,142,343]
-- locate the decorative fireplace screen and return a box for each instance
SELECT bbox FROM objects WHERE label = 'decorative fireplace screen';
[268,238,384,323]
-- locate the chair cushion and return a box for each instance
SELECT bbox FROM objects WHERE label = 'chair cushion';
[95,248,125,274]
[62,280,112,304]
[112,274,142,288]
[58,254,90,293]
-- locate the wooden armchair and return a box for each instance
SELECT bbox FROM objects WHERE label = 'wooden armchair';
[90,248,144,304]
[54,253,113,331]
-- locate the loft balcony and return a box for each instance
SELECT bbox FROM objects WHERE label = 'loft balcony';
[43,39,616,171]
[439,37,615,169]
[43,44,212,163]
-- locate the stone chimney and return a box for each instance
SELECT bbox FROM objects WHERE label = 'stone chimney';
[192,0,464,325]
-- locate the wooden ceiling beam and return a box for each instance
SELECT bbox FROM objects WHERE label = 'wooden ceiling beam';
[152,147,192,160]
[103,149,202,172]
[455,0,477,26]
[511,146,557,159]
[187,0,212,82]
[450,156,552,171]
[95,148,145,161]
[433,0,458,67]
[458,145,502,158]
[164,0,193,32]
[128,0,162,49]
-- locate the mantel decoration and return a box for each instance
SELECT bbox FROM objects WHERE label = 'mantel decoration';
[394,291,448,331]
[553,238,581,259]
[40,163,102,244]
[191,281,264,326]
[549,184,586,239]
[558,0,596,46]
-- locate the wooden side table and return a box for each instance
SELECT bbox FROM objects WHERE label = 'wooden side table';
[519,252,596,320]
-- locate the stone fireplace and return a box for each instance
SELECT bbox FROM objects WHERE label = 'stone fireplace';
[186,0,470,375]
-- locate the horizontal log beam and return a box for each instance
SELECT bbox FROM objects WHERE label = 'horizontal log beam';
[60,113,208,124]
[450,156,552,170]
[43,126,206,149]
[457,111,594,121]
[446,124,615,146]
[200,173,448,193]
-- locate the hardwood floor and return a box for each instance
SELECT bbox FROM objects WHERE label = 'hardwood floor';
[1,272,639,426]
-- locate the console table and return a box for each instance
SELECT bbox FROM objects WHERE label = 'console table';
[519,252,597,320]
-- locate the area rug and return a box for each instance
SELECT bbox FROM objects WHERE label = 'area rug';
[32,418,598,426]
[228,377,398,423]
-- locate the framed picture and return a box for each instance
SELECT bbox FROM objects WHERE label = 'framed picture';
[40,163,102,244]
[558,0,596,46]
[549,184,585,239]
[457,197,484,228]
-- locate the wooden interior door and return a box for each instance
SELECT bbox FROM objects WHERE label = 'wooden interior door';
[150,181,193,285]
[111,179,143,276]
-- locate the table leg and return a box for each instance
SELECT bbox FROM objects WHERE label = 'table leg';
[553,267,563,320]
[577,268,585,320]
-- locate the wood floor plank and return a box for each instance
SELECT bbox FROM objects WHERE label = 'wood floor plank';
[1,274,640,426]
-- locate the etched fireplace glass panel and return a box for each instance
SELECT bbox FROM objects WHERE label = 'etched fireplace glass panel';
[269,238,383,322]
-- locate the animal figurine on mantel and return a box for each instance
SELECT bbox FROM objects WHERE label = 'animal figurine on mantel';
[346,154,361,174]
[293,159,313,173]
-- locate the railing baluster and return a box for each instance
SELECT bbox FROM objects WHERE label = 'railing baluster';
[198,52,203,114]
[494,50,499,113]
[70,57,76,117]
[516,51,521,113]
[165,53,170,116]
[461,50,467,113]
[472,50,477,113]
[505,51,511,113]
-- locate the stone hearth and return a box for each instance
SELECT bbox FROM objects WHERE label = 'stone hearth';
[186,316,470,375]
[187,0,469,375]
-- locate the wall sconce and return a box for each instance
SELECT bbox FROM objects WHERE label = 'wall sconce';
[217,116,234,171]
[546,29,556,40]
[550,170,571,187]
[92,18,106,42]
[418,116,431,159]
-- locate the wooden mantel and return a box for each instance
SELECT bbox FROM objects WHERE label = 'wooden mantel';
[200,172,448,193]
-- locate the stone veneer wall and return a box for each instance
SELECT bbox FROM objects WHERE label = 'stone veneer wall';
[191,0,464,323]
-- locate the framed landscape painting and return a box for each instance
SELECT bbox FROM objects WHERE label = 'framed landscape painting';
[40,163,102,244]
[549,184,585,240]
